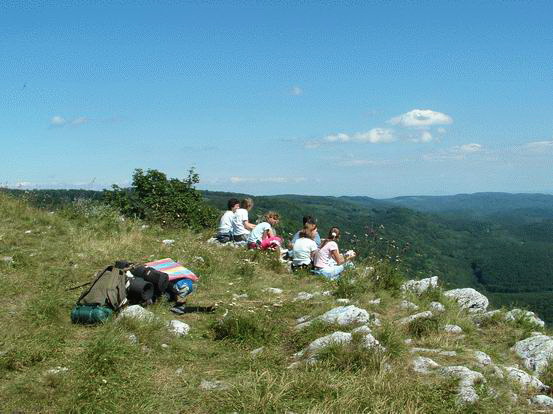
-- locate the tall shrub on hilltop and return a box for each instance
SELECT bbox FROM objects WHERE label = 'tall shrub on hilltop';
[104,168,217,229]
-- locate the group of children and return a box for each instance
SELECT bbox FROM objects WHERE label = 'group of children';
[215,198,356,280]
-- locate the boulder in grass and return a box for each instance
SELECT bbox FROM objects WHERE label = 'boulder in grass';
[400,300,419,311]
[444,324,463,334]
[472,351,492,366]
[398,311,433,325]
[429,302,445,312]
[318,305,371,326]
[505,309,545,328]
[263,287,283,295]
[412,356,440,374]
[294,331,353,359]
[401,276,438,295]
[199,379,229,391]
[504,366,549,392]
[440,366,485,405]
[512,334,553,375]
[444,288,488,313]
[530,395,553,407]
[168,320,190,336]
[294,292,315,301]
[118,305,155,321]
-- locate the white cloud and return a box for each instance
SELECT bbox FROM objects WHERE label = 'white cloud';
[338,159,390,167]
[71,116,89,125]
[321,128,396,145]
[290,86,303,96]
[229,176,306,184]
[50,115,67,126]
[423,143,483,161]
[389,109,453,128]
[523,140,553,152]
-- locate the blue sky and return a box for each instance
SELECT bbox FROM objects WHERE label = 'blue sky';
[1,1,552,197]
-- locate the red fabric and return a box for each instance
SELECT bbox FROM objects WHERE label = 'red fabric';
[260,236,282,250]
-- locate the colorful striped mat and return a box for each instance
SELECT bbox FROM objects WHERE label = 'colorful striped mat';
[144,258,198,282]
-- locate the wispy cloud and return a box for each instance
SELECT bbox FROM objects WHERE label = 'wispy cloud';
[423,143,483,161]
[229,176,306,184]
[290,86,303,96]
[71,116,89,125]
[50,115,67,127]
[308,128,395,148]
[523,140,553,153]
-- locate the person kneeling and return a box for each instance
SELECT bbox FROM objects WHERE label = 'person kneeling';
[312,227,355,280]
[291,224,318,272]
[247,211,283,253]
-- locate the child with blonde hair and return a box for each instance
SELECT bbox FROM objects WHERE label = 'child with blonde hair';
[247,211,283,251]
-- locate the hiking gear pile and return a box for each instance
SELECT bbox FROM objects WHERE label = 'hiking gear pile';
[71,258,197,325]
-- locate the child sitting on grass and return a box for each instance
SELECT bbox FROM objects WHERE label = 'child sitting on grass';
[247,211,283,252]
[232,198,256,242]
[291,223,318,272]
[312,227,355,280]
[216,198,240,243]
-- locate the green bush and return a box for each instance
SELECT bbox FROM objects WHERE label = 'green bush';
[104,168,218,229]
[407,317,440,338]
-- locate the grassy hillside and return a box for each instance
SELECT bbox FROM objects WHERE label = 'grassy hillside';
[2,193,553,413]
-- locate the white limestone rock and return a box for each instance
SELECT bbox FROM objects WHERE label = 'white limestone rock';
[162,239,175,246]
[472,351,492,366]
[401,276,438,295]
[294,331,352,359]
[127,334,138,345]
[505,309,545,328]
[167,320,190,336]
[362,333,384,350]
[199,379,229,391]
[398,311,433,325]
[404,338,413,345]
[263,287,283,295]
[368,298,381,305]
[319,305,372,326]
[232,293,248,300]
[504,366,549,392]
[336,298,350,304]
[352,325,372,335]
[472,309,501,325]
[412,356,440,374]
[46,366,69,375]
[294,292,315,301]
[118,305,155,321]
[250,347,264,357]
[296,315,311,324]
[444,324,463,334]
[444,288,489,313]
[512,334,553,375]
[440,366,485,404]
[429,301,445,312]
[400,300,419,311]
[530,395,553,407]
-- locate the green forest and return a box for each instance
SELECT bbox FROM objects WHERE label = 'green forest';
[3,187,553,323]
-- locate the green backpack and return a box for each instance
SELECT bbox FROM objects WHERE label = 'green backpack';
[71,266,127,324]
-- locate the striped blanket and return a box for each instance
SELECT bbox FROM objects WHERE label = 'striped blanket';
[144,258,198,282]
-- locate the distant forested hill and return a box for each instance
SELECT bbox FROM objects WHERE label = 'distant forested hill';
[4,188,553,323]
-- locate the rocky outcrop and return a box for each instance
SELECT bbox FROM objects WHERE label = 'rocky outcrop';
[530,395,553,407]
[513,334,553,375]
[429,301,445,312]
[412,356,440,374]
[444,324,463,334]
[296,305,378,330]
[398,311,433,325]
[504,366,549,392]
[505,309,545,328]
[401,276,438,295]
[444,288,488,313]
[440,366,485,404]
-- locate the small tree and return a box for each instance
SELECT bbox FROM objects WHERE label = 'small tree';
[104,168,217,229]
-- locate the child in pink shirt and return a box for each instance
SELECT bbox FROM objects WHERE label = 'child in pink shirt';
[313,227,355,280]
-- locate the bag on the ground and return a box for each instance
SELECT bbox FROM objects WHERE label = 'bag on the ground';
[71,265,127,324]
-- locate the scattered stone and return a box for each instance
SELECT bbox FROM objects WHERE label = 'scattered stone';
[1,256,13,264]
[530,395,553,407]
[444,324,463,334]
[368,298,381,305]
[411,348,458,357]
[512,334,553,375]
[167,320,190,336]
[193,256,205,263]
[294,332,352,359]
[287,361,302,369]
[401,276,438,295]
[24,230,32,234]
[199,379,230,391]
[505,309,545,328]
[352,325,372,335]
[404,338,413,345]
[472,309,502,326]
[176,368,183,375]
[161,343,169,349]
[318,305,372,326]
[412,356,440,374]
[336,298,350,304]
[250,347,264,357]
[504,366,549,392]
[398,311,433,325]
[363,333,385,351]
[127,334,138,345]
[294,292,315,301]
[321,291,332,296]
[263,287,283,295]
[429,302,445,312]
[444,288,488,313]
[440,366,485,404]
[472,351,492,366]
[140,224,149,229]
[296,315,311,324]
[46,366,69,375]
[162,239,175,246]
[232,293,249,300]
[400,300,419,311]
[118,305,155,321]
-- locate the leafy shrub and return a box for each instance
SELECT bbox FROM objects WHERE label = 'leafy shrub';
[104,168,218,229]
[334,271,370,299]
[370,261,405,294]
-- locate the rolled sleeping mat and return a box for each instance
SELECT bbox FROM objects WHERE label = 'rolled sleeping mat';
[126,277,154,304]
[130,266,169,295]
